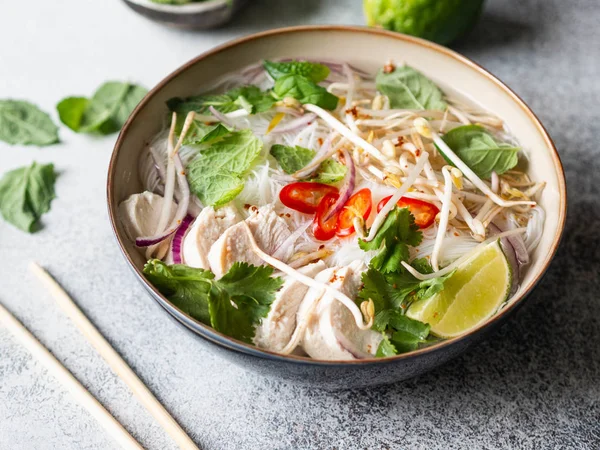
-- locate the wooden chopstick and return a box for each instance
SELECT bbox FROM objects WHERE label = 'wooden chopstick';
[29,262,199,450]
[0,303,144,450]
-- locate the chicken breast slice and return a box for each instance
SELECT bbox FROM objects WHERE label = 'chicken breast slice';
[118,191,175,242]
[254,261,327,352]
[182,205,241,269]
[245,205,293,260]
[208,204,292,278]
[301,260,383,360]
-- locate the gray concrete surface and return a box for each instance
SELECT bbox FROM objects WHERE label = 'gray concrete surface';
[0,0,598,448]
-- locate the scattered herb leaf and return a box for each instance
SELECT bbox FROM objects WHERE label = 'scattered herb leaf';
[57,82,147,135]
[0,100,59,146]
[0,162,57,232]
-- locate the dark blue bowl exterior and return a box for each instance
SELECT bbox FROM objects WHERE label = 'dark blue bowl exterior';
[134,264,530,390]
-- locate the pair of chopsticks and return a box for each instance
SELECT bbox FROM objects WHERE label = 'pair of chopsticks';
[0,263,199,450]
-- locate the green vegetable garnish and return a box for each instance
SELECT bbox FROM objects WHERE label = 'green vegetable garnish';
[439,124,519,179]
[269,144,347,183]
[263,60,330,83]
[375,65,447,110]
[57,82,147,135]
[0,162,57,232]
[359,207,423,273]
[364,0,485,46]
[143,260,284,343]
[168,85,275,116]
[0,100,59,146]
[186,129,262,206]
[273,74,339,111]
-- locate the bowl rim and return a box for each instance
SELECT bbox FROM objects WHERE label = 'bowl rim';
[123,0,229,14]
[107,24,567,366]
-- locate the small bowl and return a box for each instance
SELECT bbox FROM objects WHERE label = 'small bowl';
[121,0,248,29]
[107,26,567,389]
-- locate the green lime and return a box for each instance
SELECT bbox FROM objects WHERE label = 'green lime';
[406,240,511,338]
[363,0,485,46]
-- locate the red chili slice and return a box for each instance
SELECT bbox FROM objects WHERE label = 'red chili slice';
[335,188,372,237]
[279,182,339,214]
[377,195,439,229]
[312,192,340,241]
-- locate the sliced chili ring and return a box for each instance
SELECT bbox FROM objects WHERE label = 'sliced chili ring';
[377,195,439,229]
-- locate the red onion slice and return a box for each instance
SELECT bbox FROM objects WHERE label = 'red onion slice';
[171,214,194,264]
[269,113,317,134]
[323,149,356,222]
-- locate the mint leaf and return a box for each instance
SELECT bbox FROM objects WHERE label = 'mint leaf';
[0,100,59,146]
[143,260,284,343]
[0,162,57,232]
[273,74,339,110]
[270,144,315,174]
[186,129,262,206]
[312,158,347,184]
[168,85,274,116]
[359,207,422,273]
[182,122,230,146]
[143,260,213,324]
[439,125,519,179]
[264,60,330,83]
[376,65,447,110]
[57,82,147,135]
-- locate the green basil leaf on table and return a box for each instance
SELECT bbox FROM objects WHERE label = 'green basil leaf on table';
[57,81,147,135]
[0,100,59,146]
[0,162,57,232]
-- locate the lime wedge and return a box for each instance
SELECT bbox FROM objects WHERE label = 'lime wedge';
[406,240,511,338]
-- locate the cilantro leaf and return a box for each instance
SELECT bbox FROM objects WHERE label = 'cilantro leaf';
[142,260,213,324]
[167,85,275,116]
[264,60,330,83]
[359,207,422,273]
[273,74,339,110]
[186,129,262,206]
[0,162,57,233]
[270,144,315,174]
[208,262,284,342]
[143,261,284,344]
